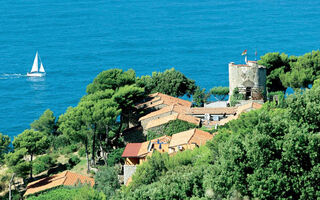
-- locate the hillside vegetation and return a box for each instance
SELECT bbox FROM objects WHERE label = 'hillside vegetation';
[115,82,320,199]
[1,50,320,199]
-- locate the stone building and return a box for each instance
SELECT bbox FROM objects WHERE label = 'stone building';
[122,129,213,185]
[228,61,266,101]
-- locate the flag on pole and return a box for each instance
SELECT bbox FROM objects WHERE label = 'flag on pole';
[255,49,257,61]
[241,49,247,56]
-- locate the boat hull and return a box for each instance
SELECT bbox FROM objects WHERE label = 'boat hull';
[27,72,45,77]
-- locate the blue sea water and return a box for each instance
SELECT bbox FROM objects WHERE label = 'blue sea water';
[1,0,320,138]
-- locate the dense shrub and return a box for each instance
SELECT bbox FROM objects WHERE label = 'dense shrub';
[67,155,80,169]
[147,120,197,140]
[129,151,169,190]
[78,147,86,157]
[94,166,120,198]
[229,87,245,106]
[163,119,197,136]
[33,155,57,175]
[69,144,78,152]
[127,145,211,192]
[27,186,106,200]
[203,85,320,199]
[116,165,208,200]
[0,189,21,200]
[52,134,70,150]
[116,82,320,200]
[60,144,78,155]
[107,148,124,166]
[268,91,286,107]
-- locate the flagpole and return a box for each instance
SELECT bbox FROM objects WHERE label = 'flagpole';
[242,49,247,64]
[255,48,257,61]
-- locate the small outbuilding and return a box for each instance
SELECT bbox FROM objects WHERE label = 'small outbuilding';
[24,171,94,197]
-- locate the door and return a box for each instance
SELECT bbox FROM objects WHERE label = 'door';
[245,87,252,100]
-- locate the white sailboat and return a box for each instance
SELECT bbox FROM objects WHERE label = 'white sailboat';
[27,52,46,77]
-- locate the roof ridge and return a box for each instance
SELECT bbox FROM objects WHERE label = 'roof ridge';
[187,128,197,143]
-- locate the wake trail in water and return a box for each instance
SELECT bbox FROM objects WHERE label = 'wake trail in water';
[0,73,26,79]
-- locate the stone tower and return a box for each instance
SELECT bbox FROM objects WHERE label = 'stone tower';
[228,61,266,101]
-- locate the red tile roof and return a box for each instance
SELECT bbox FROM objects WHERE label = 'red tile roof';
[122,143,143,157]
[157,93,192,107]
[189,129,215,146]
[169,129,213,148]
[136,93,192,109]
[24,171,94,196]
[177,113,201,126]
[139,104,188,121]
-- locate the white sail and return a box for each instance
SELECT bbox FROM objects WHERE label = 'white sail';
[39,62,45,73]
[31,52,39,72]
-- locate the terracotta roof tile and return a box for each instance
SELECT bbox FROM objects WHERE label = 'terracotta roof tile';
[137,141,150,156]
[24,171,94,196]
[139,105,188,121]
[122,143,143,157]
[157,93,192,107]
[136,97,162,109]
[145,113,179,129]
[169,129,213,148]
[62,171,94,186]
[177,113,201,126]
[139,105,172,121]
[236,102,263,114]
[189,129,214,146]
[145,113,200,130]
[149,93,159,98]
[145,100,164,108]
[169,129,195,148]
[137,93,192,109]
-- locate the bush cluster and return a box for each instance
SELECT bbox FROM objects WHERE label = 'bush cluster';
[33,155,56,175]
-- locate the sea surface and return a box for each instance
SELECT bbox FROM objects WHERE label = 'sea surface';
[1,0,320,138]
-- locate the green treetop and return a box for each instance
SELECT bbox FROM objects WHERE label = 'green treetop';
[31,109,56,135]
[137,68,197,97]
[12,129,48,178]
[86,69,136,94]
[192,86,210,107]
[280,51,320,89]
[210,86,229,101]
[258,52,290,92]
[58,106,92,172]
[5,148,31,181]
[81,92,121,166]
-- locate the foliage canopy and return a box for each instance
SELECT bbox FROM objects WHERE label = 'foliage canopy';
[137,68,197,97]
